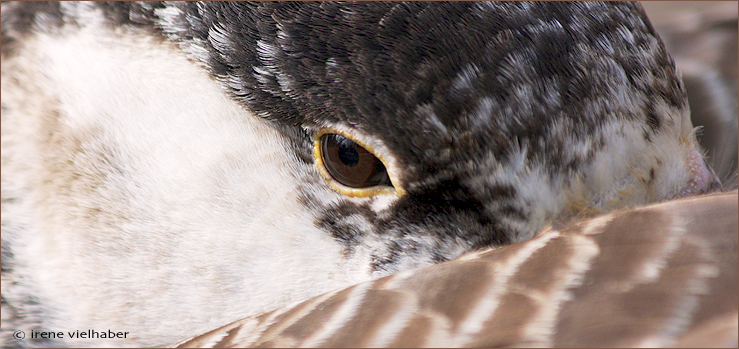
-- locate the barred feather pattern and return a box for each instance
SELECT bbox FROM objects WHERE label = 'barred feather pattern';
[174,191,738,348]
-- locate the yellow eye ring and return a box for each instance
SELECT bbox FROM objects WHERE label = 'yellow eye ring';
[313,128,405,198]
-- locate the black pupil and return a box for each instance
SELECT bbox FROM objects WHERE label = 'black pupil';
[337,138,359,166]
[321,134,392,189]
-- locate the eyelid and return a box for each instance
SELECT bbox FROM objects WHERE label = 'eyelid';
[313,128,405,197]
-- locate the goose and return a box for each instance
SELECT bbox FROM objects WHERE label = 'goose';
[1,2,732,347]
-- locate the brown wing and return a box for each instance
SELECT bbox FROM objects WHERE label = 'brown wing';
[172,190,738,348]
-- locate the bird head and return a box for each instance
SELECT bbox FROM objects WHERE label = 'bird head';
[167,2,720,273]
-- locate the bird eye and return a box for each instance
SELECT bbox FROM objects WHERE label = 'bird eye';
[313,131,400,197]
[321,134,392,189]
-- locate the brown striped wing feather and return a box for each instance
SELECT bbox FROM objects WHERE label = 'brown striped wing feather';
[172,190,738,348]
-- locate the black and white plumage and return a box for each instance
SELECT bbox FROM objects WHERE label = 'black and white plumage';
[0,2,732,348]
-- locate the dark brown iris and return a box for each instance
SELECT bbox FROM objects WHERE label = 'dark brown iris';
[320,134,392,189]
